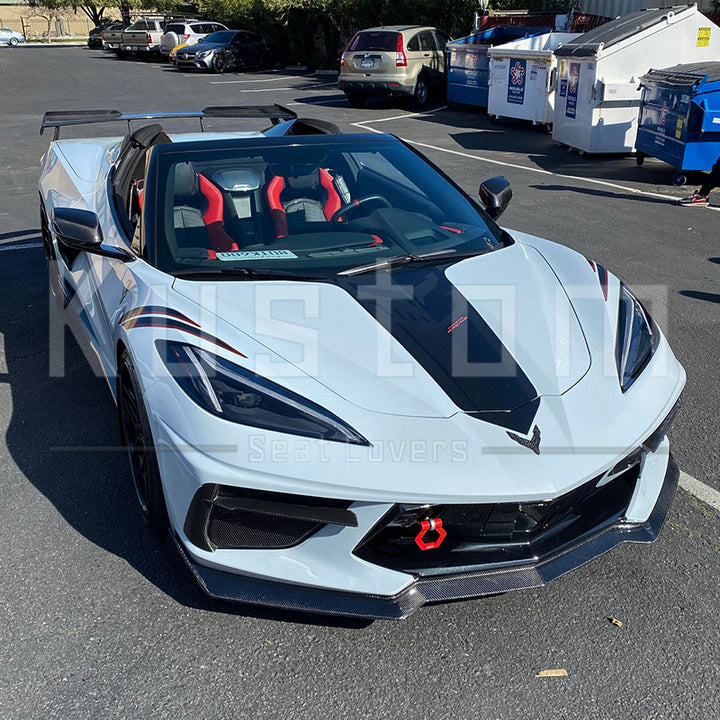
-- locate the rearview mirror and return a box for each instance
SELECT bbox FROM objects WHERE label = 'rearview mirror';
[52,207,132,261]
[479,176,512,219]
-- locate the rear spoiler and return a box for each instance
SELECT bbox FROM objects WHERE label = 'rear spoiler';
[39,105,297,141]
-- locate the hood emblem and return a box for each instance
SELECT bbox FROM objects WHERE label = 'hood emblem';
[507,425,541,455]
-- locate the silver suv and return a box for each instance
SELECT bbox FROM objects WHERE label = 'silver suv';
[339,25,450,108]
[160,21,227,55]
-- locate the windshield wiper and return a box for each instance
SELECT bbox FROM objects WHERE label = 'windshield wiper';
[338,248,488,277]
[170,267,324,282]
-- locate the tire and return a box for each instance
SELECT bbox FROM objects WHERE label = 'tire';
[9,37,19,47]
[163,31,178,53]
[346,92,366,108]
[212,53,226,74]
[671,172,687,187]
[636,152,645,166]
[118,351,169,536]
[412,74,429,108]
[114,48,128,59]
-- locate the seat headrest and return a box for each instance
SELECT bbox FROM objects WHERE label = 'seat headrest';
[174,162,198,198]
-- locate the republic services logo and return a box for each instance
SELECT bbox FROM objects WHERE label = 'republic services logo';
[510,61,525,85]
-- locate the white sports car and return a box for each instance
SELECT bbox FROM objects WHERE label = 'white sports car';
[39,106,685,619]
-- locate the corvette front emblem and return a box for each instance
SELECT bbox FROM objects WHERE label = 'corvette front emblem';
[507,425,541,455]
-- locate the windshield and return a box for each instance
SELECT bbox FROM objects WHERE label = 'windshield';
[151,137,504,278]
[202,31,235,45]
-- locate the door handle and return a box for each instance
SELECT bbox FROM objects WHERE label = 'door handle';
[423,53,430,57]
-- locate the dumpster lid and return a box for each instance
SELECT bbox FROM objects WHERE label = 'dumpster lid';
[640,61,720,88]
[555,5,694,57]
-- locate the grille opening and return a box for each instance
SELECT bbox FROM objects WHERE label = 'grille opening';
[354,461,642,575]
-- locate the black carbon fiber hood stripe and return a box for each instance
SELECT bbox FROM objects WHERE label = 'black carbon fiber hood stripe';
[336,265,539,434]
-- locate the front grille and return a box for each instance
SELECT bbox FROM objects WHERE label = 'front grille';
[354,459,642,575]
[184,484,355,552]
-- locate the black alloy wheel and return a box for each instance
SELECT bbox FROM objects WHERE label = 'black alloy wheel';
[118,351,169,536]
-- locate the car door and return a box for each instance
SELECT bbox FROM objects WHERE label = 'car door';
[229,31,245,68]
[433,30,451,73]
[418,30,442,82]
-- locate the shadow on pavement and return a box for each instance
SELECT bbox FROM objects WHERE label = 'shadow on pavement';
[410,108,707,188]
[679,290,720,304]
[0,232,370,629]
[529,183,676,206]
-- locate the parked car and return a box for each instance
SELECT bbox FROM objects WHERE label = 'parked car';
[339,25,451,108]
[38,105,685,620]
[160,20,227,56]
[174,30,267,73]
[101,22,128,54]
[0,28,25,46]
[89,22,122,50]
[120,17,165,57]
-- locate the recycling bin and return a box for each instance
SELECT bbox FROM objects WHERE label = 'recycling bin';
[636,61,720,184]
[447,26,551,108]
[487,32,580,127]
[552,5,720,154]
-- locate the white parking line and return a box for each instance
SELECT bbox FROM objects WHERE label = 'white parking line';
[206,76,289,84]
[285,99,348,106]
[0,242,42,252]
[353,111,720,206]
[209,81,338,90]
[679,471,720,513]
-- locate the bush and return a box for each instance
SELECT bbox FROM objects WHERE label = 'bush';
[198,0,480,66]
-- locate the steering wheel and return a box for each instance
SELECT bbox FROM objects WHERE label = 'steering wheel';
[330,195,391,223]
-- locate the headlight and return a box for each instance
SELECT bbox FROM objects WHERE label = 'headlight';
[157,341,369,445]
[615,283,659,392]
[196,50,213,59]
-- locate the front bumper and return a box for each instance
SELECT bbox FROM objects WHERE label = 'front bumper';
[174,454,679,620]
[175,56,212,70]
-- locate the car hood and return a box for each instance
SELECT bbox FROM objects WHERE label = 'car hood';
[182,42,225,53]
[172,241,591,428]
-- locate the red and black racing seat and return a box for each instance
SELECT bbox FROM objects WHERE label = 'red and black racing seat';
[173,162,238,252]
[266,166,350,238]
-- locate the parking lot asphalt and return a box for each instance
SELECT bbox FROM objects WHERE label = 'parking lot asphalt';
[1,48,719,720]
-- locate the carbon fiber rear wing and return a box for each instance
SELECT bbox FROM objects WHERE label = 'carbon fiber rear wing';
[39,105,297,140]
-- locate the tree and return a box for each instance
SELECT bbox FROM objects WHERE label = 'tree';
[73,2,107,27]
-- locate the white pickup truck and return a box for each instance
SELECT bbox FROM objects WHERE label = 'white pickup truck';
[120,18,165,56]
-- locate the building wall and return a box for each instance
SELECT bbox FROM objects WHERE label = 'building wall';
[0,3,120,38]
[580,0,714,18]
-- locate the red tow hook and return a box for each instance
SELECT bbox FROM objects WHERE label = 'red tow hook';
[414,518,446,551]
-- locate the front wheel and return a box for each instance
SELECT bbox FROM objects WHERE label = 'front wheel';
[9,37,19,47]
[212,53,226,74]
[118,351,169,536]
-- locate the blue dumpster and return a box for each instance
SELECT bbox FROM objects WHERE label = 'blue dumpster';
[636,62,720,181]
[447,26,551,108]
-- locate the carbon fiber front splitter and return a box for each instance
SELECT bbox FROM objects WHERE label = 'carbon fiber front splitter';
[173,455,679,621]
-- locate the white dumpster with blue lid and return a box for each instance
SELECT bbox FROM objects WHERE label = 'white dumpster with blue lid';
[487,32,581,126]
[552,5,720,154]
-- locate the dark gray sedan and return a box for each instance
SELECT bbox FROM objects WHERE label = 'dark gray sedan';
[175,30,268,73]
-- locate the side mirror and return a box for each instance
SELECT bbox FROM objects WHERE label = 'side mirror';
[52,207,132,261]
[479,176,512,219]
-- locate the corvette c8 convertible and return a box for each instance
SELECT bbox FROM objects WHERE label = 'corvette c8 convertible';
[38,106,685,619]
